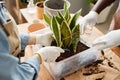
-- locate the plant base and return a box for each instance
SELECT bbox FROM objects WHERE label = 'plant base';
[56,41,89,62]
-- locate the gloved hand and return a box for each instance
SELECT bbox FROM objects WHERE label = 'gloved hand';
[36,27,53,46]
[77,11,98,34]
[93,30,120,50]
[36,46,64,63]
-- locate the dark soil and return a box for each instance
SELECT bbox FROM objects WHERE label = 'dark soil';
[37,2,44,8]
[51,41,89,62]
[45,0,64,9]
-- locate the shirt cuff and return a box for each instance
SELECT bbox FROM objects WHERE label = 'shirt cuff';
[19,33,29,50]
[23,55,40,79]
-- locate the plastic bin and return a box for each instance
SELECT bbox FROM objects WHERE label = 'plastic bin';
[44,45,100,80]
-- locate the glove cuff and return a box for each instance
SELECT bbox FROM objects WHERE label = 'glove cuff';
[35,53,42,64]
[36,34,41,44]
[90,11,99,16]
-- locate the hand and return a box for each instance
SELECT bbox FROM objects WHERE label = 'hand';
[93,30,120,50]
[37,46,64,62]
[36,27,53,46]
[77,11,98,34]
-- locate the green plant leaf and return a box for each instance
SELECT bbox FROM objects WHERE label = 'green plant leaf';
[71,24,80,53]
[51,16,62,47]
[43,14,51,26]
[64,9,71,21]
[58,12,64,20]
[64,2,70,21]
[56,12,65,25]
[69,9,82,30]
[64,1,67,12]
[55,16,63,25]
[87,0,94,4]
[61,20,72,48]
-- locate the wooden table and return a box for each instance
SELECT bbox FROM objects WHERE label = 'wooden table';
[19,8,120,80]
[20,8,37,23]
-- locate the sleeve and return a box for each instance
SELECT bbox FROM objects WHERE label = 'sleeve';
[0,3,6,24]
[0,27,40,80]
[92,0,116,14]
[19,33,29,50]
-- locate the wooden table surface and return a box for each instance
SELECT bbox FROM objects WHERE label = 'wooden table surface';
[17,23,120,80]
[20,8,37,23]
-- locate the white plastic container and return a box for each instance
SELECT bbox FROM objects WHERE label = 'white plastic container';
[43,0,70,18]
[44,44,100,80]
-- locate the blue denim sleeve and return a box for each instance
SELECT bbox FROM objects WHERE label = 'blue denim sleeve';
[0,3,6,23]
[0,27,40,80]
[19,33,29,50]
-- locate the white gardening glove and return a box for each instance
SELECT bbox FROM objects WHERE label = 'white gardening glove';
[36,27,53,46]
[93,30,120,50]
[37,46,64,62]
[77,11,98,34]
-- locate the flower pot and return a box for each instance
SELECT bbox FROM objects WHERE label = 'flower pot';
[43,0,70,18]
[43,40,100,80]
[36,1,44,19]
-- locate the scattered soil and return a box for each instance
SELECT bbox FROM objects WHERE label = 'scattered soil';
[83,59,105,76]
[101,50,119,71]
[82,50,119,80]
[45,0,64,9]
[60,78,65,80]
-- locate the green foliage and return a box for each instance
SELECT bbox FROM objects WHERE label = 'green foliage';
[43,2,82,53]
[87,0,97,4]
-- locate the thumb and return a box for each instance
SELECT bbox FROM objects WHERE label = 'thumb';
[52,47,64,53]
[92,38,107,50]
[80,22,86,35]
[43,31,53,36]
[93,40,106,46]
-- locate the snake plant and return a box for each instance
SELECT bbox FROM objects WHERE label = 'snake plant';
[44,2,81,53]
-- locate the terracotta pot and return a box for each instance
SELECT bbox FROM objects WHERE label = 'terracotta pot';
[36,1,44,19]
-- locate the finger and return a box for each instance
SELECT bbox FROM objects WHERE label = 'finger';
[93,39,106,46]
[93,36,106,45]
[89,23,94,30]
[56,47,65,53]
[43,31,53,36]
[80,23,86,35]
